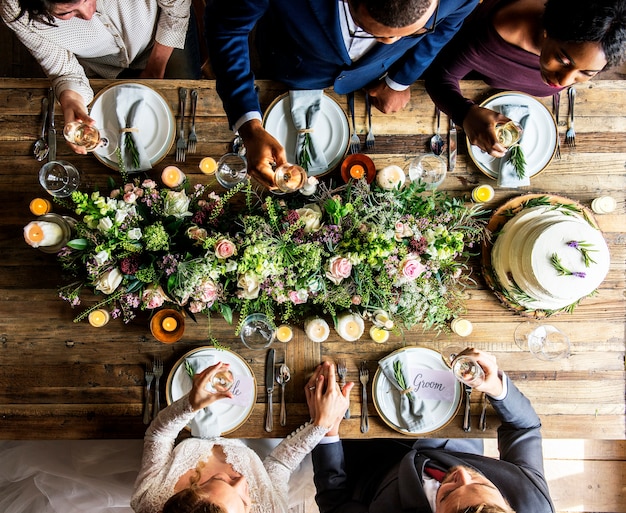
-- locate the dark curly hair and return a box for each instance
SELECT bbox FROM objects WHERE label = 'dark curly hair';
[350,0,435,28]
[12,0,74,25]
[543,0,626,67]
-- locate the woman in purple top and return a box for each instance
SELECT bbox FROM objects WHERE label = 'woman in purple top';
[425,0,626,156]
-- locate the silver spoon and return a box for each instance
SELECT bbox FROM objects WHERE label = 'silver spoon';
[430,106,444,156]
[33,97,49,161]
[276,363,291,427]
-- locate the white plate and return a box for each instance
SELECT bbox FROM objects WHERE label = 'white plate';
[89,82,175,171]
[468,91,557,179]
[373,347,462,436]
[263,93,350,177]
[166,347,257,435]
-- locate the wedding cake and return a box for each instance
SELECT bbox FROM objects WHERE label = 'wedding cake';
[491,204,610,311]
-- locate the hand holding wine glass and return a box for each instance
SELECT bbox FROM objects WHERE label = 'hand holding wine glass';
[63,121,118,157]
[188,362,234,411]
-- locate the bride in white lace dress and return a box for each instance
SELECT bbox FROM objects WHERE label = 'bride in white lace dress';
[131,361,353,513]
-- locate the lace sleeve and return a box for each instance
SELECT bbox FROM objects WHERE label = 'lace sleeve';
[263,422,329,508]
[131,394,196,512]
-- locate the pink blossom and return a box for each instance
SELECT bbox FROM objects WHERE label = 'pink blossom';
[142,179,158,189]
[188,301,205,314]
[186,226,207,242]
[123,191,137,203]
[142,286,167,309]
[326,256,352,285]
[215,238,237,259]
[289,289,309,304]
[196,279,218,305]
[399,255,426,281]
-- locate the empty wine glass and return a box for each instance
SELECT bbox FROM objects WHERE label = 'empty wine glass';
[451,354,485,387]
[216,152,248,189]
[63,121,118,157]
[38,160,80,198]
[514,321,571,361]
[273,163,308,193]
[408,153,447,189]
[240,313,276,350]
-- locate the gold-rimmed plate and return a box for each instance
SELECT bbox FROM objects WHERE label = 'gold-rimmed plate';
[263,92,350,177]
[372,347,462,436]
[166,347,257,435]
[467,91,557,180]
[89,82,175,171]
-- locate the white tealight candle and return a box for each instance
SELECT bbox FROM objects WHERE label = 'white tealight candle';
[23,221,63,248]
[161,166,186,188]
[336,312,365,342]
[376,165,406,190]
[591,196,616,214]
[451,318,473,337]
[276,324,293,343]
[304,317,330,343]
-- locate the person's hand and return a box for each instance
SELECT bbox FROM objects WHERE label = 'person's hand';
[238,119,287,190]
[457,348,503,398]
[188,362,234,411]
[462,105,511,157]
[366,82,410,113]
[59,90,95,155]
[304,361,354,436]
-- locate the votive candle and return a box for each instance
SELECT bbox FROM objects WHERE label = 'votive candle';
[29,198,52,216]
[591,196,616,214]
[23,221,63,248]
[162,166,186,188]
[349,164,365,179]
[276,324,293,343]
[161,316,178,332]
[451,318,473,337]
[199,157,217,175]
[369,326,389,343]
[471,185,495,203]
[88,309,110,327]
[376,165,405,190]
[304,317,330,343]
[336,312,365,342]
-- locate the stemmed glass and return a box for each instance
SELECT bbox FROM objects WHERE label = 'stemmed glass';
[441,345,484,387]
[216,152,249,189]
[514,321,571,361]
[240,313,276,350]
[408,153,447,189]
[273,163,308,193]
[63,121,118,157]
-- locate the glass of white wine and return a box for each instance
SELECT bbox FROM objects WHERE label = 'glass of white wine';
[208,369,235,393]
[451,354,485,387]
[494,120,523,148]
[273,163,308,193]
[63,121,118,157]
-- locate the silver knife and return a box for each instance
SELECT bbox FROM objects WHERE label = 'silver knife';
[479,392,488,431]
[448,118,457,172]
[264,348,275,432]
[463,384,472,432]
[47,88,57,161]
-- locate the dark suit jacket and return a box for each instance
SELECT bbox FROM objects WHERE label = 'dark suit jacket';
[312,376,555,513]
[205,0,478,126]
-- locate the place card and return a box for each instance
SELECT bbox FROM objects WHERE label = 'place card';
[226,375,254,407]
[408,367,456,402]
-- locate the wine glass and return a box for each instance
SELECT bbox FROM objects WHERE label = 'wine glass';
[63,121,118,157]
[514,321,571,361]
[38,160,81,198]
[240,313,276,350]
[273,163,308,193]
[495,120,523,148]
[441,345,466,368]
[208,369,235,393]
[216,152,248,189]
[451,354,485,387]
[408,153,447,189]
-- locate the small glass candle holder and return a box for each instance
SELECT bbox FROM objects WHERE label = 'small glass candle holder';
[240,313,276,349]
[29,198,52,216]
[408,154,447,190]
[451,318,473,337]
[471,185,495,203]
[451,354,485,387]
[150,309,185,344]
[199,157,218,175]
[276,324,294,343]
[88,309,110,328]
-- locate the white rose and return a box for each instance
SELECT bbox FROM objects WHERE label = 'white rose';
[115,209,128,224]
[94,268,123,295]
[97,216,113,233]
[163,190,191,218]
[237,272,261,299]
[296,203,322,233]
[94,250,109,266]
[127,228,142,240]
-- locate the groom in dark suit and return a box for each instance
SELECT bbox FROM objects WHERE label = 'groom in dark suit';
[310,349,555,513]
[205,0,477,186]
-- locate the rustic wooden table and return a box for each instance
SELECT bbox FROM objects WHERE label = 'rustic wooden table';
[0,78,623,440]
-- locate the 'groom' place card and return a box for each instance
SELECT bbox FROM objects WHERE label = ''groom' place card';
[408,368,456,402]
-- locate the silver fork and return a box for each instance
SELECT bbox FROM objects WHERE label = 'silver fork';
[552,92,561,159]
[175,87,187,162]
[365,94,375,150]
[187,89,198,154]
[152,359,163,420]
[359,361,369,433]
[565,86,576,148]
[143,369,154,425]
[347,92,361,154]
[336,359,349,419]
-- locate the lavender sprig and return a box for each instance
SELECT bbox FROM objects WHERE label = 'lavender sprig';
[550,253,586,278]
[566,240,597,267]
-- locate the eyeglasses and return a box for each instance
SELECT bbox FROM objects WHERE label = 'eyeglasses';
[342,0,439,41]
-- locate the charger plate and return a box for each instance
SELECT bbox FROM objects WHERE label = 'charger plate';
[263,92,350,177]
[166,347,256,435]
[89,82,175,171]
[467,91,557,180]
[373,347,462,436]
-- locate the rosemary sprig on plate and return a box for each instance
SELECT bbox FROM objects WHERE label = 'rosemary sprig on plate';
[298,132,312,172]
[124,132,141,171]
[393,359,414,401]
[509,144,526,179]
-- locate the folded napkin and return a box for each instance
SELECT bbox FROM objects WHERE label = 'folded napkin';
[185,354,221,439]
[289,90,329,175]
[115,87,152,172]
[378,353,426,432]
[497,104,530,188]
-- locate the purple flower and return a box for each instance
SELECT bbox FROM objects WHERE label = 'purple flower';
[567,241,580,248]
[572,271,586,278]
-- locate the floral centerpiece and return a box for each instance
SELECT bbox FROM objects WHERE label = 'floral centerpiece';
[53,175,487,338]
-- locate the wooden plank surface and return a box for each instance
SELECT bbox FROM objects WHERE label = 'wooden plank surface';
[0,78,623,440]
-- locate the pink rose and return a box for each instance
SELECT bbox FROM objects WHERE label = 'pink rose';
[188,300,205,314]
[326,256,352,285]
[142,286,167,309]
[288,289,309,305]
[399,255,426,281]
[186,226,208,242]
[196,279,218,305]
[215,238,237,259]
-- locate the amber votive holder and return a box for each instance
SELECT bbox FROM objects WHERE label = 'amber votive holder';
[150,309,185,344]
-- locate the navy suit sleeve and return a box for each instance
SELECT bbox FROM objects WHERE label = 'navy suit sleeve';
[388,0,479,86]
[490,374,546,477]
[312,442,367,513]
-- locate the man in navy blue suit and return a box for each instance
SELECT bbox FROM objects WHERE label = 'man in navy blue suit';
[205,0,477,187]
[308,349,555,513]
